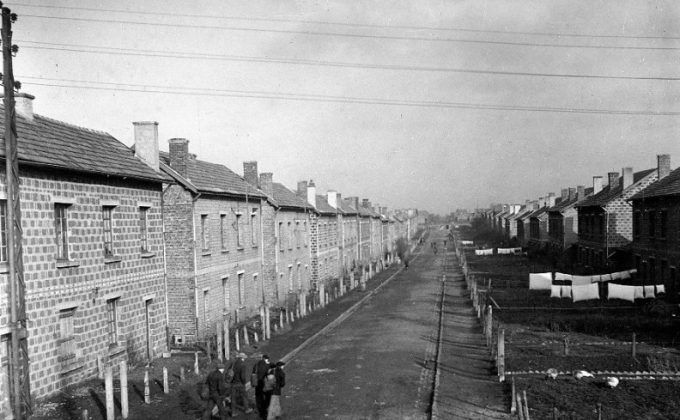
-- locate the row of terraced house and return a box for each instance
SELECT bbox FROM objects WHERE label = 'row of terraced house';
[478,153,680,302]
[0,94,421,403]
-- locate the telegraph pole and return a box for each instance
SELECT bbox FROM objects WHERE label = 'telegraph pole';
[2,4,31,419]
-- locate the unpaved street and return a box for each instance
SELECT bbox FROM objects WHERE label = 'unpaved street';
[281,245,442,419]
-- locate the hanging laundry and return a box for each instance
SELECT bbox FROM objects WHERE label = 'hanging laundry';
[611,271,623,280]
[633,286,644,300]
[607,283,635,302]
[571,275,592,286]
[529,273,553,290]
[620,270,632,280]
[629,269,638,274]
[550,285,562,298]
[460,240,474,245]
[598,273,613,282]
[643,285,655,298]
[656,284,666,294]
[555,272,573,281]
[561,285,572,299]
[572,283,600,302]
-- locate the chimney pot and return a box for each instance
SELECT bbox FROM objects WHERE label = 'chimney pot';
[561,188,568,200]
[608,172,619,189]
[658,154,671,180]
[133,121,159,171]
[307,180,316,207]
[593,176,603,195]
[14,92,35,121]
[327,190,338,209]
[168,138,189,178]
[622,167,634,189]
[568,187,576,201]
[576,185,585,201]
[297,180,308,199]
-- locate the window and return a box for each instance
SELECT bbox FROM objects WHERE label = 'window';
[287,222,293,249]
[660,210,667,239]
[222,276,230,311]
[106,299,118,346]
[55,204,69,260]
[278,222,284,251]
[200,215,209,251]
[236,214,243,248]
[633,211,641,239]
[237,273,244,305]
[297,263,301,290]
[0,200,7,263]
[139,207,149,253]
[251,209,258,246]
[303,222,308,247]
[648,211,656,239]
[220,215,227,250]
[102,206,114,257]
[203,290,209,326]
[295,221,300,248]
[58,308,76,361]
[288,266,293,291]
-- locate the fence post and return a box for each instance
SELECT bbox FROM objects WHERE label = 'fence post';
[224,319,231,360]
[194,352,200,375]
[563,337,569,356]
[510,376,516,414]
[235,327,241,351]
[207,339,212,364]
[144,367,151,404]
[486,305,493,348]
[597,403,602,420]
[522,390,530,420]
[216,321,223,362]
[180,366,185,382]
[163,367,169,394]
[265,306,271,340]
[632,333,637,359]
[498,329,505,382]
[105,366,114,420]
[120,360,129,419]
[516,391,525,420]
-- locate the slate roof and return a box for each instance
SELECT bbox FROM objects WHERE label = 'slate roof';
[630,168,679,200]
[548,187,595,212]
[577,169,655,208]
[0,106,167,183]
[338,200,357,215]
[528,207,549,219]
[271,182,312,210]
[314,195,337,215]
[357,206,374,217]
[159,152,265,198]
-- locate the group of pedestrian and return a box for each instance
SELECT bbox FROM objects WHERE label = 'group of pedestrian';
[202,352,286,419]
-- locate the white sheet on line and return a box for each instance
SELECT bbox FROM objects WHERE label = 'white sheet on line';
[561,285,572,299]
[572,283,600,302]
[643,285,655,298]
[633,286,644,300]
[529,273,553,290]
[607,283,635,302]
[555,272,572,281]
[571,275,592,286]
[550,285,561,298]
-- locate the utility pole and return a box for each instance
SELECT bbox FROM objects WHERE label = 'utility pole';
[2,4,31,419]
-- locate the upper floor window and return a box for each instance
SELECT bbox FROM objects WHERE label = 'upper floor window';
[106,298,119,346]
[0,200,7,263]
[139,207,149,253]
[102,206,115,257]
[633,211,641,239]
[200,214,209,251]
[287,222,293,249]
[235,213,243,248]
[278,222,284,250]
[55,204,70,260]
[220,215,227,250]
[251,209,258,246]
[58,308,76,362]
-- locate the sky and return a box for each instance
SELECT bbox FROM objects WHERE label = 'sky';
[7,0,680,215]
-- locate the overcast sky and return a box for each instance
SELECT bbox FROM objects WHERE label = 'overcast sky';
[9,0,680,215]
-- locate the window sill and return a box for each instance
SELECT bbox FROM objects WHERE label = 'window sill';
[221,249,229,254]
[201,250,212,256]
[108,342,127,356]
[56,260,80,269]
[141,252,156,259]
[236,247,244,251]
[0,262,7,274]
[104,256,122,264]
[252,245,258,249]
[59,357,85,376]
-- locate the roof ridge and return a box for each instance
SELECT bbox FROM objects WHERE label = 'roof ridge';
[32,112,112,137]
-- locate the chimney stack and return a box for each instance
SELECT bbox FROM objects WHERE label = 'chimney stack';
[243,161,259,188]
[133,121,159,171]
[576,185,585,200]
[362,198,371,209]
[297,180,308,199]
[14,92,35,121]
[259,172,273,197]
[593,176,603,195]
[622,167,634,189]
[568,187,576,201]
[307,180,316,207]
[168,138,189,178]
[327,190,338,209]
[547,193,556,207]
[349,196,360,212]
[658,154,671,180]
[561,188,568,200]
[608,172,619,189]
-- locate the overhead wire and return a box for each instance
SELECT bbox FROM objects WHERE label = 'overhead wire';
[14,2,680,41]
[19,77,680,116]
[17,40,680,81]
[18,14,680,51]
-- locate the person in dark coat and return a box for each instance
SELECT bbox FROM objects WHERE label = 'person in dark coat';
[230,352,254,416]
[267,362,286,420]
[252,354,271,419]
[202,362,229,420]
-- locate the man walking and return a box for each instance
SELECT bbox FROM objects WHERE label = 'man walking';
[253,354,272,419]
[231,352,254,417]
[202,362,229,420]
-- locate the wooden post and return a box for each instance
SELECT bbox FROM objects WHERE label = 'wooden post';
[144,368,150,404]
[243,325,250,346]
[498,329,505,382]
[254,331,259,343]
[82,410,89,420]
[207,339,212,364]
[291,310,296,322]
[632,333,637,359]
[516,392,525,420]
[325,292,329,307]
[486,305,493,347]
[235,326,240,351]
[265,306,271,340]
[163,367,169,394]
[120,360,129,419]
[105,366,114,420]
[563,338,569,356]
[523,390,530,420]
[97,356,104,380]
[194,352,200,375]
[597,403,602,420]
[279,310,284,329]
[216,322,223,362]
[259,306,265,336]
[180,366,185,383]
[286,307,291,324]
[553,407,558,420]
[510,376,516,413]
[224,321,230,360]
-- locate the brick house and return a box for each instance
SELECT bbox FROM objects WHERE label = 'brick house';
[515,202,537,245]
[254,170,313,309]
[337,195,359,280]
[528,194,556,248]
[576,166,658,272]
[627,155,678,299]
[547,186,592,254]
[158,139,268,344]
[0,96,169,400]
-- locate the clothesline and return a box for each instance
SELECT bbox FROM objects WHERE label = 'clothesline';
[473,247,523,256]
